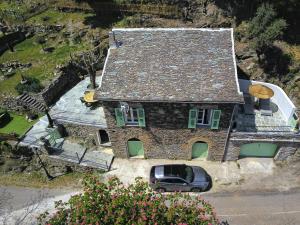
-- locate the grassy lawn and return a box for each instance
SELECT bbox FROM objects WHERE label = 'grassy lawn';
[0,112,37,136]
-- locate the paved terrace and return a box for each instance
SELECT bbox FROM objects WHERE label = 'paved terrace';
[235,103,292,132]
[50,76,107,128]
[235,79,296,133]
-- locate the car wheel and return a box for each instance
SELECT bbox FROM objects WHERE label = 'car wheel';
[191,188,202,192]
[156,188,166,193]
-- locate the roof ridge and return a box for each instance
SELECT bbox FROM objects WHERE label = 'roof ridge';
[112,28,232,32]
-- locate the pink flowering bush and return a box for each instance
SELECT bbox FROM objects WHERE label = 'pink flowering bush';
[38,176,219,225]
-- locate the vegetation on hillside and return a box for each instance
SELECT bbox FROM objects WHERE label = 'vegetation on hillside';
[247,3,287,60]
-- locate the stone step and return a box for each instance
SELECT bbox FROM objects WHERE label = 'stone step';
[27,98,36,104]
[18,93,28,100]
[17,93,46,112]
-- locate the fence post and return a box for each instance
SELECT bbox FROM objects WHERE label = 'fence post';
[76,152,80,164]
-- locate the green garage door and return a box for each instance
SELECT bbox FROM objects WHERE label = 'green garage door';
[192,142,208,159]
[128,140,144,157]
[239,143,278,158]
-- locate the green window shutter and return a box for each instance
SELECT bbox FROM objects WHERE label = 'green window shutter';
[211,110,221,130]
[137,108,146,127]
[188,109,198,128]
[115,108,125,127]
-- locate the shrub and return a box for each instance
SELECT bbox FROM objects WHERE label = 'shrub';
[0,110,11,128]
[38,176,219,225]
[35,36,46,45]
[42,16,50,21]
[15,77,43,94]
[0,141,12,153]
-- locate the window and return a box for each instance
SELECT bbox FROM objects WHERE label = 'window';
[124,107,139,125]
[197,109,212,126]
[160,178,186,184]
[115,107,146,127]
[188,108,221,129]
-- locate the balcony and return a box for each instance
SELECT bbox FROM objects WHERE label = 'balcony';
[233,79,298,133]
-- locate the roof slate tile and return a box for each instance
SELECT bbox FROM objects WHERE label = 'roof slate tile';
[96,28,244,103]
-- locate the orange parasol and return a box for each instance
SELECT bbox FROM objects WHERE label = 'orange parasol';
[248,84,274,99]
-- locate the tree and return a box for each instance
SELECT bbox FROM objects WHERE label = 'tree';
[70,49,102,89]
[38,176,219,225]
[248,3,287,60]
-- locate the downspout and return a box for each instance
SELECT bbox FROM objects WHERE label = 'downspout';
[222,104,237,162]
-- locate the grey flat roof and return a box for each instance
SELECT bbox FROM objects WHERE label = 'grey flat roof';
[50,77,107,128]
[97,28,244,103]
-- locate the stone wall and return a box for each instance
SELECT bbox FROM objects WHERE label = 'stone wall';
[41,155,98,174]
[0,96,24,112]
[225,132,300,161]
[60,122,100,145]
[102,101,234,161]
[41,63,81,106]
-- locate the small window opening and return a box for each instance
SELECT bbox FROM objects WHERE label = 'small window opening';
[99,130,109,144]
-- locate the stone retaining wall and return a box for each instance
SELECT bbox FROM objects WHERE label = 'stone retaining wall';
[0,96,24,112]
[60,122,100,145]
[103,101,234,161]
[41,63,81,106]
[42,155,98,174]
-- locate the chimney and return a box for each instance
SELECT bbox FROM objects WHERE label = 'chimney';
[109,31,117,49]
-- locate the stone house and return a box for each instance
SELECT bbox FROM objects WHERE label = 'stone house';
[95,28,300,161]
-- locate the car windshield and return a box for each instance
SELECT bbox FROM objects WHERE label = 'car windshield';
[185,166,194,183]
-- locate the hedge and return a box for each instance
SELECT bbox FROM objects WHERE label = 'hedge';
[38,176,219,225]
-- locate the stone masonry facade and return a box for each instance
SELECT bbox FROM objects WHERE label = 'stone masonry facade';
[102,101,235,161]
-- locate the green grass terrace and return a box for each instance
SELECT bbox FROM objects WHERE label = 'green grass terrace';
[0,112,38,136]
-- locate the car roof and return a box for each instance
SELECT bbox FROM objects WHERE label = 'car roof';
[154,164,187,179]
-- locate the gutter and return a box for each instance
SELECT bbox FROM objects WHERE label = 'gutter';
[230,138,300,143]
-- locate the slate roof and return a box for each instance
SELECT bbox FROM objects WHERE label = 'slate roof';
[96,28,244,103]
